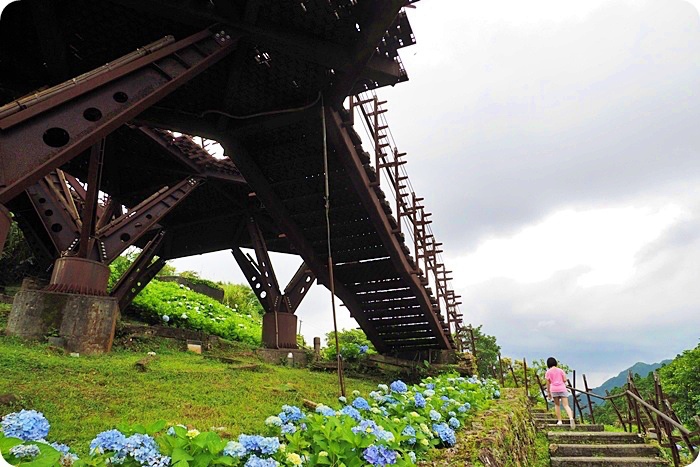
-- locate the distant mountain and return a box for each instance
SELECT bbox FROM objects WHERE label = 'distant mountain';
[589,360,672,402]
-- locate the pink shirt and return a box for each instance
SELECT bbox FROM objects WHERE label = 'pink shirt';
[545,367,568,393]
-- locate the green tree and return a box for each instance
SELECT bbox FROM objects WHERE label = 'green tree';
[323,328,375,361]
[460,325,500,378]
[220,283,264,318]
[659,342,700,431]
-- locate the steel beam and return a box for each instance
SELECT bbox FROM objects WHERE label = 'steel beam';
[25,174,82,254]
[0,26,238,203]
[283,262,316,314]
[111,231,167,311]
[223,134,388,353]
[97,177,202,263]
[326,107,451,350]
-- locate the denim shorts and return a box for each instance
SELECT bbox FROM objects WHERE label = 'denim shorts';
[551,391,569,398]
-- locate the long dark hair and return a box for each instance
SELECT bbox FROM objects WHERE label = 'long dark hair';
[546,357,558,368]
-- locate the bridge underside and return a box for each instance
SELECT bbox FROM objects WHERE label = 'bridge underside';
[0,0,462,357]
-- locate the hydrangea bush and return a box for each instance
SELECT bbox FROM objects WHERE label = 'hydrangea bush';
[1,374,499,467]
[128,280,262,345]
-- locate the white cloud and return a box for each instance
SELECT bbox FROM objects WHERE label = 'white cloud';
[453,204,686,287]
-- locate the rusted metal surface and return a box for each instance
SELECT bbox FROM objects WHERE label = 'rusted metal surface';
[261,312,298,349]
[1,1,464,356]
[46,256,111,295]
[0,204,12,255]
[110,231,167,311]
[0,26,238,203]
[97,177,202,262]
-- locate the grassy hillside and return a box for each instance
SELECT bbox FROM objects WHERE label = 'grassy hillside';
[0,334,379,457]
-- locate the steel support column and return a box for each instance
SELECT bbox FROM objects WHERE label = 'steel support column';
[231,218,315,349]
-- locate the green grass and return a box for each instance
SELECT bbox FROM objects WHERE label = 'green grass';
[0,336,379,456]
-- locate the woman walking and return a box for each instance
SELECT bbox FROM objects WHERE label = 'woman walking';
[545,357,575,428]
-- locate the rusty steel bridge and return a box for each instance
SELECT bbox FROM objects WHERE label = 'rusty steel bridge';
[0,0,464,358]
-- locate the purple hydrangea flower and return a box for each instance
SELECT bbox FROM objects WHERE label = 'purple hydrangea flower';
[362,445,398,466]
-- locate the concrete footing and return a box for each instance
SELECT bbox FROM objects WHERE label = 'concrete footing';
[6,289,118,354]
[255,348,310,366]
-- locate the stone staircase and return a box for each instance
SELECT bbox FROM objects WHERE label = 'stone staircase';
[532,407,669,466]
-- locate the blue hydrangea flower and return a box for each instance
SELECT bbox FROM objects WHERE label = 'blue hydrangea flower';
[429,410,441,422]
[123,433,162,466]
[244,454,279,467]
[458,402,471,413]
[281,423,296,435]
[352,397,371,410]
[148,455,171,467]
[339,406,362,422]
[389,380,408,394]
[223,441,246,458]
[49,442,71,454]
[90,429,127,454]
[448,411,456,418]
[402,425,416,445]
[424,389,435,397]
[352,419,379,436]
[315,405,336,417]
[377,384,389,393]
[408,451,417,463]
[265,416,282,427]
[363,445,398,466]
[493,390,501,399]
[441,396,449,401]
[9,444,41,459]
[238,435,280,456]
[359,345,369,354]
[448,417,460,429]
[413,393,426,408]
[338,396,347,404]
[279,405,304,424]
[369,391,382,401]
[162,315,170,323]
[426,383,435,390]
[433,423,456,447]
[1,410,50,441]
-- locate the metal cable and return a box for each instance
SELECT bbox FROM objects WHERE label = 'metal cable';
[321,96,346,397]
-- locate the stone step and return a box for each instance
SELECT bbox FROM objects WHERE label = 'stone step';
[532,413,558,419]
[547,432,645,445]
[550,443,662,458]
[550,456,669,467]
[542,423,605,432]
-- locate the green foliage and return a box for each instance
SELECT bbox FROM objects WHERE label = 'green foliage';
[0,221,47,286]
[129,280,261,346]
[0,336,380,457]
[459,325,500,378]
[659,342,700,431]
[322,329,375,361]
[107,251,138,290]
[220,284,264,318]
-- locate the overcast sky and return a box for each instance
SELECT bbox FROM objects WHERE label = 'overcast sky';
[167,0,700,387]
